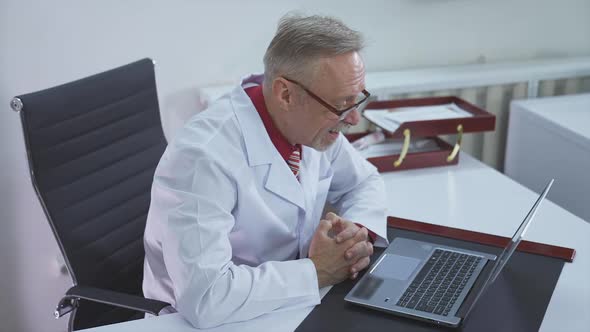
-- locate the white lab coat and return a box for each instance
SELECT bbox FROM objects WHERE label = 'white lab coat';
[143,74,388,328]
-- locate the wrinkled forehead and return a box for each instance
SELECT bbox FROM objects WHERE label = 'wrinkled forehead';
[309,52,366,97]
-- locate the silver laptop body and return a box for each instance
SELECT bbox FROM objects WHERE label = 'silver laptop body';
[345,179,553,328]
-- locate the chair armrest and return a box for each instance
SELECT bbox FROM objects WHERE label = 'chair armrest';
[55,285,171,318]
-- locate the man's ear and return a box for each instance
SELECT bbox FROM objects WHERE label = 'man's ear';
[271,77,293,110]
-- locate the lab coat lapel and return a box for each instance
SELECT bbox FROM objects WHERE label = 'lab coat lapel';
[265,161,306,211]
[231,81,306,211]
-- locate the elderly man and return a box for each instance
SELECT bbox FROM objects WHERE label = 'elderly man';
[143,14,388,328]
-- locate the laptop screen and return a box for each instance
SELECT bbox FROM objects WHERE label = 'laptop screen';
[488,179,553,283]
[463,179,553,318]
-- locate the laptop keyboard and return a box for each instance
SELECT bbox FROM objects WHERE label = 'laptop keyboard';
[396,249,481,316]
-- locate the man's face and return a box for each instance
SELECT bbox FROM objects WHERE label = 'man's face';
[293,52,366,151]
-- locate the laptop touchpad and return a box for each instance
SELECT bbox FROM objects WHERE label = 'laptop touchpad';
[372,254,421,280]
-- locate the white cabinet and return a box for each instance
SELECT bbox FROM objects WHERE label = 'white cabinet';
[505,94,590,222]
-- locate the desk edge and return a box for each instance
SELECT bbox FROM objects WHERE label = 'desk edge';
[387,216,576,262]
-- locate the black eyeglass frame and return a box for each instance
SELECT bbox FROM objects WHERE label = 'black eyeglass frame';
[282,77,371,119]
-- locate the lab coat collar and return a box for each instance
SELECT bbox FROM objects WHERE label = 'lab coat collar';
[232,74,269,167]
[231,74,306,211]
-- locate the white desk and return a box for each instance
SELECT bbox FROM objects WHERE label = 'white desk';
[82,154,590,332]
[505,93,590,223]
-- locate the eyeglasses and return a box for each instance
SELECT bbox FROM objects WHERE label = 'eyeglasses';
[283,77,371,120]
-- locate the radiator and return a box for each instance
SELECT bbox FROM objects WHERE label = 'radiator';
[199,57,590,172]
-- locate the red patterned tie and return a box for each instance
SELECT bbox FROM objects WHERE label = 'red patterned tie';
[287,148,301,178]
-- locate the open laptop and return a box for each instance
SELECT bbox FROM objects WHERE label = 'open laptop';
[345,179,554,328]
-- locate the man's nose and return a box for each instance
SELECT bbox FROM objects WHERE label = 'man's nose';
[343,108,361,126]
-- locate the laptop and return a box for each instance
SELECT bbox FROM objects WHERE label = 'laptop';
[345,179,554,328]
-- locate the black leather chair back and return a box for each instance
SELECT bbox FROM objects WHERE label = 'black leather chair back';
[12,58,167,329]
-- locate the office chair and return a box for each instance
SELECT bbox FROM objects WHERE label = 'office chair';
[10,58,170,331]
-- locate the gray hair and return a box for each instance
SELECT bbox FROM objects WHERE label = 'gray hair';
[263,14,365,88]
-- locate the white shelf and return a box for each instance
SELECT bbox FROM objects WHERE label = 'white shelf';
[199,56,590,102]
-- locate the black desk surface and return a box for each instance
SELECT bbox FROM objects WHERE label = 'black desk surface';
[296,226,566,332]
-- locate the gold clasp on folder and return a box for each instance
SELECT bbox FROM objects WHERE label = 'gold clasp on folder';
[447,124,463,162]
[394,129,411,167]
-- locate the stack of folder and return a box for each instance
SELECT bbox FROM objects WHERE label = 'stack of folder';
[347,96,496,172]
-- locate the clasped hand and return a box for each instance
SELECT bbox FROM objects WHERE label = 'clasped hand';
[308,212,374,288]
